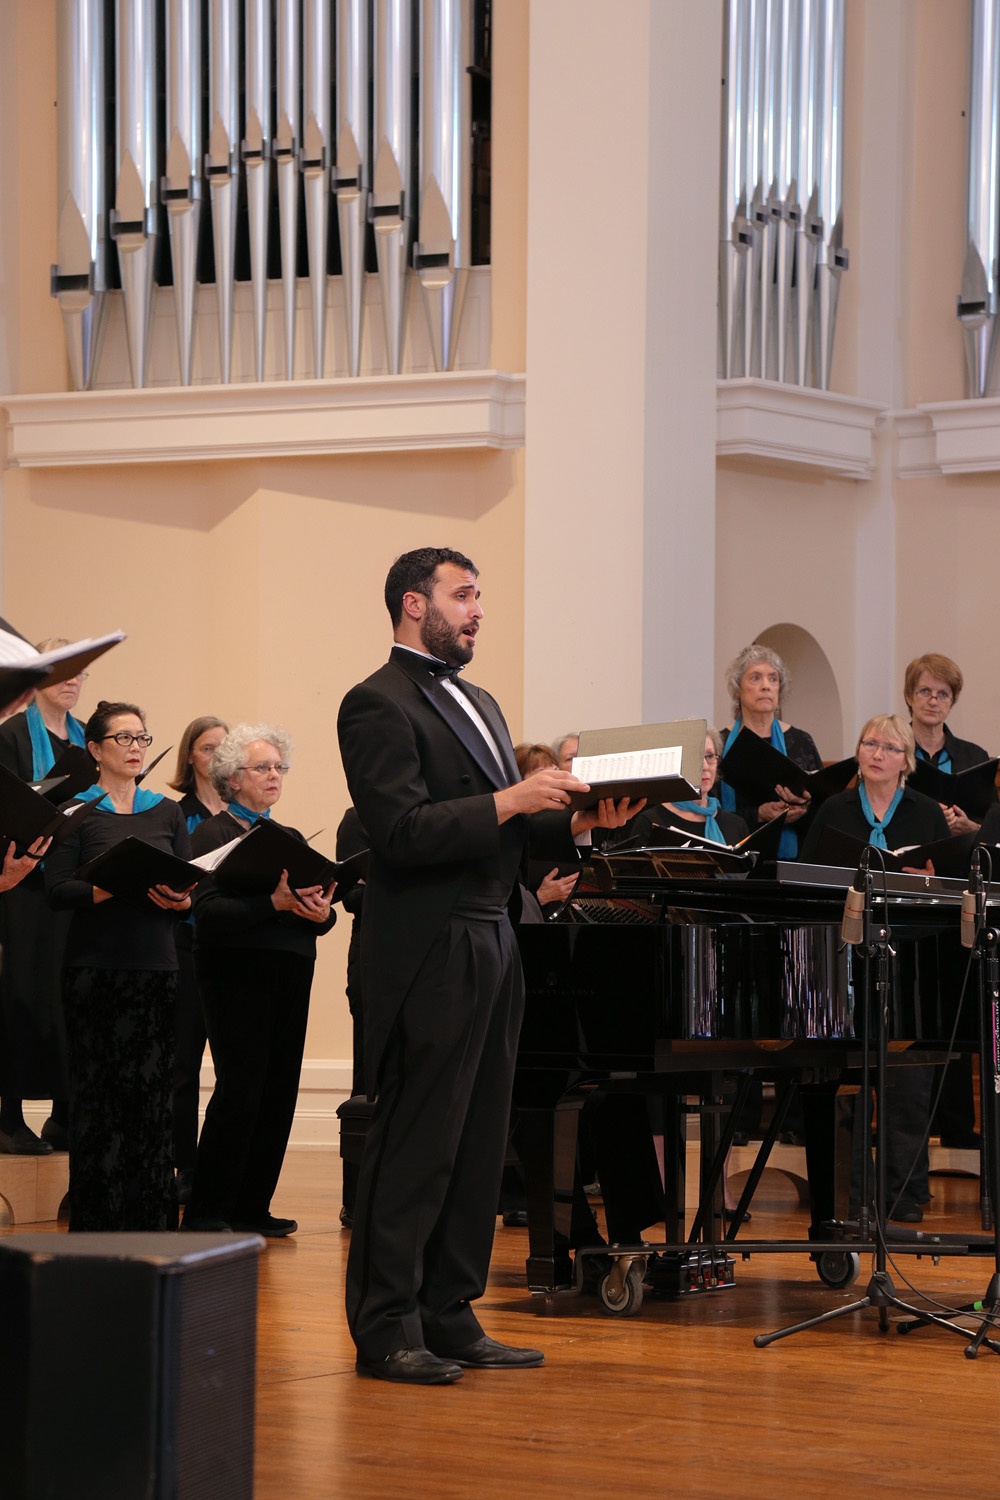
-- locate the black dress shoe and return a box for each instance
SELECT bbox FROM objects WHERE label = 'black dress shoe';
[356,1348,463,1385]
[888,1200,923,1224]
[40,1118,70,1152]
[501,1209,529,1228]
[231,1214,297,1238]
[0,1126,53,1156]
[717,1207,752,1224]
[437,1335,545,1369]
[180,1214,233,1232]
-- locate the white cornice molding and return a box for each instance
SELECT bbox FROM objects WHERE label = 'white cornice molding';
[893,397,1000,477]
[716,378,886,480]
[0,370,526,468]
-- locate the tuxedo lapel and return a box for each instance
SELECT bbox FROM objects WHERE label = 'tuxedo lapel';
[388,648,512,791]
[455,680,520,786]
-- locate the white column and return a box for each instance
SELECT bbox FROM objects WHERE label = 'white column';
[523,0,721,744]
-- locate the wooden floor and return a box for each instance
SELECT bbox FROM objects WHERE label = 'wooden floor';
[6,1152,1000,1498]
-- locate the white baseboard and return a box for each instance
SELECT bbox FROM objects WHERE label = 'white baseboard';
[23,1057,356,1154]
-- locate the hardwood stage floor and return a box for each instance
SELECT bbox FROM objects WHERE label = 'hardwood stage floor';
[6,1152,1000,1498]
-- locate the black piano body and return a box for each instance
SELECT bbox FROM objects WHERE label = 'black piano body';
[513,862,976,1292]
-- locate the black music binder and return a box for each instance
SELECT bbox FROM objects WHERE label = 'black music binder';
[75,837,207,905]
[720,730,856,807]
[34,745,98,803]
[0,762,93,850]
[807,823,980,879]
[907,757,999,821]
[203,819,368,901]
[566,718,705,813]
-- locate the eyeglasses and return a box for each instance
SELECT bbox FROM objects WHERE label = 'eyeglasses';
[100,732,153,747]
[859,739,905,756]
[703,752,719,764]
[913,687,952,703]
[240,762,290,776]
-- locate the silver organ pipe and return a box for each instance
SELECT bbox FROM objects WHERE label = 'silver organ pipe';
[813,0,847,392]
[163,0,202,387]
[959,0,1000,398]
[275,0,301,380]
[54,0,483,387]
[244,0,273,383]
[719,0,847,390]
[208,0,240,383]
[372,0,414,375]
[112,0,158,389]
[719,0,753,380]
[335,0,370,378]
[52,0,108,392]
[417,0,472,373]
[302,0,333,378]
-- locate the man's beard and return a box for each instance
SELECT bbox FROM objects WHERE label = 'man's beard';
[420,600,475,667]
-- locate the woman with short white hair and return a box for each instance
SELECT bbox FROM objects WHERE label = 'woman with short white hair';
[183,723,337,1237]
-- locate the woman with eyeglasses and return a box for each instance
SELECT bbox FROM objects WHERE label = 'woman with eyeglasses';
[182,724,336,1238]
[0,641,89,1157]
[904,653,994,835]
[800,714,949,1224]
[44,701,194,1230]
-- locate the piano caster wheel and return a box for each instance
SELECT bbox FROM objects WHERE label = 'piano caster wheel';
[815,1251,861,1290]
[598,1263,644,1317]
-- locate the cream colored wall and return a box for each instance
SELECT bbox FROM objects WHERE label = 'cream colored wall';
[0,1,529,1069]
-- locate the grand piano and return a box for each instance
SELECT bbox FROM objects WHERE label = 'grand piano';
[513,852,981,1305]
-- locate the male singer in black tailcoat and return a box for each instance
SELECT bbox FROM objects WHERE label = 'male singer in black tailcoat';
[338,547,636,1384]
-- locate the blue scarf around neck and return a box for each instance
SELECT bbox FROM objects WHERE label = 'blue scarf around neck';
[227,798,272,827]
[671,797,725,845]
[721,718,798,858]
[77,782,163,814]
[26,700,85,781]
[858,783,904,849]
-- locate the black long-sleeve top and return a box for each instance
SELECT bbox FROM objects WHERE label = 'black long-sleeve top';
[44,797,191,970]
[191,810,336,957]
[799,785,949,863]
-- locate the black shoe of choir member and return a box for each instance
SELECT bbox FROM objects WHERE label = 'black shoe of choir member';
[356,1349,464,1385]
[778,1130,807,1147]
[40,1118,70,1152]
[180,1214,233,1232]
[433,1335,545,1370]
[501,1209,529,1228]
[888,1199,923,1225]
[339,1205,354,1229]
[231,1214,298,1238]
[731,1132,749,1148]
[0,1125,53,1156]
[717,1207,752,1225]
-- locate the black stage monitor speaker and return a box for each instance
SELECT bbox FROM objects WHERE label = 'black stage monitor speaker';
[0,1231,263,1500]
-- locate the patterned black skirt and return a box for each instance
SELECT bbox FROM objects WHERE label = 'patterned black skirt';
[63,966,178,1232]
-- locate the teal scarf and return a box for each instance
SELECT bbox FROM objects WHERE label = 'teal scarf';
[77,782,163,814]
[26,701,85,780]
[722,718,797,858]
[859,783,904,849]
[227,798,271,827]
[671,798,725,845]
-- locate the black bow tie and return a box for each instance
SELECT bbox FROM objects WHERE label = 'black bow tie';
[429,663,462,683]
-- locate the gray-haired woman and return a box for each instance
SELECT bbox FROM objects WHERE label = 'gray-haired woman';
[182,723,336,1237]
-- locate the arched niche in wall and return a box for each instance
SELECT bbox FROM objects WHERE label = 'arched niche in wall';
[755,623,843,762]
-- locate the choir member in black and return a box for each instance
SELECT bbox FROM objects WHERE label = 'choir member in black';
[720,644,822,857]
[0,647,88,1155]
[183,724,336,1237]
[514,744,582,910]
[904,654,993,1149]
[904,652,994,835]
[801,714,949,1223]
[167,716,228,1204]
[44,702,193,1231]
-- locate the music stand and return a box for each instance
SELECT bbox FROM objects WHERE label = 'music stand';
[754,849,973,1348]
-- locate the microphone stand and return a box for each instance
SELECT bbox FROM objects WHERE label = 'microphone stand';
[756,851,969,1348]
[898,851,1000,1356]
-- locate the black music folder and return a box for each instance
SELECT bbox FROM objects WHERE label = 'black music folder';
[807,824,980,880]
[567,719,705,813]
[75,837,207,904]
[907,757,999,821]
[720,731,857,807]
[33,745,98,803]
[0,663,52,714]
[0,762,93,850]
[200,819,369,901]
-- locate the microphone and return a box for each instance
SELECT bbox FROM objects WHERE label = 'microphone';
[962,848,983,949]
[841,849,870,946]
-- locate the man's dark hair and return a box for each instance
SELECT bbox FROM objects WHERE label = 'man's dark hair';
[384,547,478,627]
